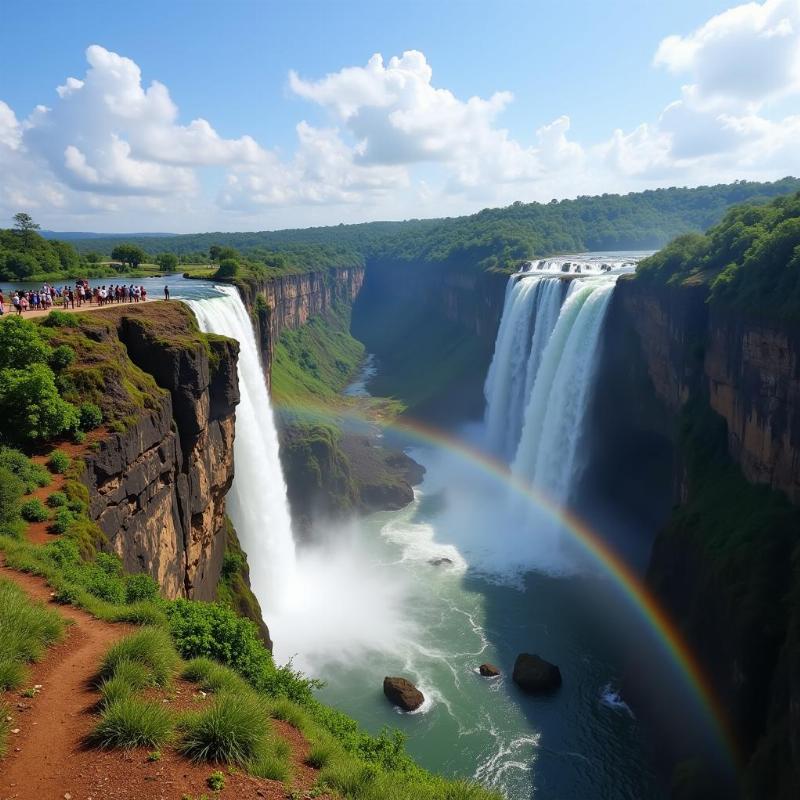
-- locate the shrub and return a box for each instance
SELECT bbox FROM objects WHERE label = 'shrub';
[20,498,48,522]
[98,659,153,707]
[89,697,173,750]
[0,465,24,537]
[249,742,291,782]
[78,402,103,430]
[207,771,225,791]
[125,573,159,604]
[99,629,179,688]
[215,259,239,279]
[46,491,67,508]
[42,310,78,328]
[0,365,79,442]
[48,450,71,474]
[49,344,75,371]
[49,508,75,534]
[0,316,51,369]
[178,692,269,764]
[0,448,51,492]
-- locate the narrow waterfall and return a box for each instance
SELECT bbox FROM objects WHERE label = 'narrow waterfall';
[483,276,563,458]
[186,286,296,611]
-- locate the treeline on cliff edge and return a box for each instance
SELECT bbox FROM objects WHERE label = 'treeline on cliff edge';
[36,176,800,274]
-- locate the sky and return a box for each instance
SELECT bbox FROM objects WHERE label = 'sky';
[0,0,798,233]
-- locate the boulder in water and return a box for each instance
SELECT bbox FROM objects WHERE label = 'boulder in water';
[383,676,424,711]
[429,557,453,567]
[479,663,500,677]
[512,653,562,693]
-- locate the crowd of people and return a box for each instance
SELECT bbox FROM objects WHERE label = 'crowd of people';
[0,280,157,315]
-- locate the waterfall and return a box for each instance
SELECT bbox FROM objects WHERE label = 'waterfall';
[483,276,563,458]
[510,277,616,504]
[185,286,296,611]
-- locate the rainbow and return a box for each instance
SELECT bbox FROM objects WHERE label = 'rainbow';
[275,396,741,771]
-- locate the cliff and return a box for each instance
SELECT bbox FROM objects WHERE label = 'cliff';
[352,260,508,419]
[70,304,240,603]
[607,276,800,798]
[236,266,364,389]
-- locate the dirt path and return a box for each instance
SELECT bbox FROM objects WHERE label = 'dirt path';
[1,298,162,321]
[0,565,131,800]
[0,566,326,800]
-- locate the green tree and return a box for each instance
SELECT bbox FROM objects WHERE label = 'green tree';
[215,258,239,279]
[84,252,103,264]
[0,317,52,369]
[13,212,40,249]
[0,364,79,442]
[111,244,147,268]
[155,252,178,272]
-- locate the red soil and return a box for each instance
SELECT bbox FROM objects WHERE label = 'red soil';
[0,566,328,800]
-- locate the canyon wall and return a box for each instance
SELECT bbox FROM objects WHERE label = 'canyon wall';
[237,266,364,386]
[80,307,239,602]
[606,276,800,797]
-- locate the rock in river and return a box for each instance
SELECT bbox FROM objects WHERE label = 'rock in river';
[512,653,562,693]
[383,676,424,711]
[479,663,500,677]
[429,557,453,567]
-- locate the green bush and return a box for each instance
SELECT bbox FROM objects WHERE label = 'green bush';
[0,365,79,443]
[207,771,226,791]
[99,628,179,688]
[42,310,79,328]
[178,692,269,764]
[20,498,48,522]
[78,402,103,430]
[125,573,159,604]
[49,344,75,371]
[48,450,71,474]
[215,258,240,279]
[0,316,51,369]
[89,697,173,750]
[0,448,51,492]
[306,738,337,769]
[0,465,24,537]
[98,659,153,708]
[46,491,67,508]
[49,508,76,534]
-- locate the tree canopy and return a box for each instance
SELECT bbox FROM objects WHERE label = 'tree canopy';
[110,243,147,267]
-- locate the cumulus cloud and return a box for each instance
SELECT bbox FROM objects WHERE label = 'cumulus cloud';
[0,2,798,231]
[654,0,800,109]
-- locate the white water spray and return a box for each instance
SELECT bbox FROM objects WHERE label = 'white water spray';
[186,286,296,611]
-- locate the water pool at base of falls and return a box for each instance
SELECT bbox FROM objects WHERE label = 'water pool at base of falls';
[276,437,669,800]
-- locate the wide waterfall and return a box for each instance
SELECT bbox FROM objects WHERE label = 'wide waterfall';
[484,257,636,509]
[186,286,296,610]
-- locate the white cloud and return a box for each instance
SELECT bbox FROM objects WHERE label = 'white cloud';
[654,0,800,108]
[0,3,798,232]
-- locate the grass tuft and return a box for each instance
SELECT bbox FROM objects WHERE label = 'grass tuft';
[178,692,269,765]
[89,696,174,750]
[99,628,179,688]
[182,657,250,695]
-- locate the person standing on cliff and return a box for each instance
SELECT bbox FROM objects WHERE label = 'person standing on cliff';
[164,285,170,301]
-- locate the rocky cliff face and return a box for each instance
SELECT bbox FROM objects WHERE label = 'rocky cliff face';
[238,267,364,387]
[80,306,239,601]
[609,276,800,797]
[617,276,800,503]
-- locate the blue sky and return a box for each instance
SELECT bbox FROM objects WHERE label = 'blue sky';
[0,0,797,231]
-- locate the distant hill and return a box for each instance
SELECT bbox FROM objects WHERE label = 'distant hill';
[64,177,800,272]
[41,231,176,241]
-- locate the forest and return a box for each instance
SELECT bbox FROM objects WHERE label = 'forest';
[63,177,800,272]
[636,190,800,318]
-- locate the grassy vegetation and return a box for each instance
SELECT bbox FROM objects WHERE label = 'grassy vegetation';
[0,578,65,692]
[90,696,175,750]
[271,302,365,405]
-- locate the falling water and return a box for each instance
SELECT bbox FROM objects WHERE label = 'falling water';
[185,286,296,610]
[483,276,563,458]
[511,276,617,504]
